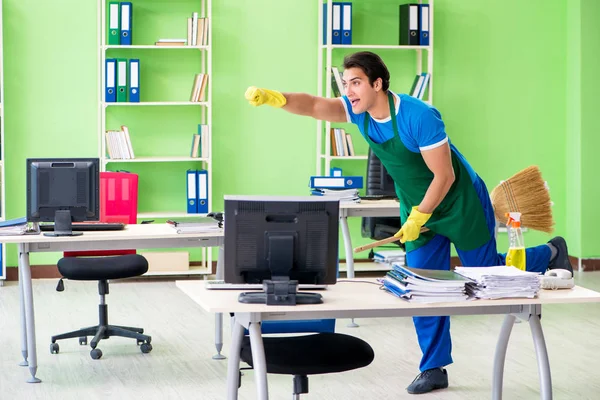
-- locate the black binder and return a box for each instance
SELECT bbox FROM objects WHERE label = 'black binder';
[399,4,420,46]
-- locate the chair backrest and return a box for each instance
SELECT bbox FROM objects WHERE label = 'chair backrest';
[63,172,138,257]
[361,149,402,242]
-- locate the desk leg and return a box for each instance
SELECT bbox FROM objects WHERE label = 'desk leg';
[213,245,226,360]
[19,244,41,383]
[529,314,552,400]
[18,258,28,367]
[340,216,354,279]
[492,314,515,400]
[249,322,269,400]
[339,216,360,327]
[226,319,244,400]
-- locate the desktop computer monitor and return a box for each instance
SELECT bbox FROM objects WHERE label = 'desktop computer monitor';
[26,158,100,237]
[224,195,339,305]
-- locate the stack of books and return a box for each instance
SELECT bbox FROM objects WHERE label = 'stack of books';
[454,266,541,299]
[382,264,471,303]
[310,188,359,203]
[105,125,135,160]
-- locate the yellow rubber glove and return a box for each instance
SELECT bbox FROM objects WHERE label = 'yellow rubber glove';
[394,206,432,243]
[245,86,287,108]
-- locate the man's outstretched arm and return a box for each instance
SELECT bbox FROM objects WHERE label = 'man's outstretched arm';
[245,86,347,123]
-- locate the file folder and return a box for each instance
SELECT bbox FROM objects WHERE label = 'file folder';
[116,58,128,102]
[129,59,140,102]
[332,3,342,45]
[419,4,430,46]
[187,169,198,213]
[107,2,120,45]
[330,167,343,177]
[416,72,430,100]
[120,2,132,46]
[105,58,117,102]
[341,2,352,45]
[399,4,420,45]
[197,170,209,214]
[309,176,363,189]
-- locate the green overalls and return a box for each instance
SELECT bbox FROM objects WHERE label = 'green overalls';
[363,93,490,252]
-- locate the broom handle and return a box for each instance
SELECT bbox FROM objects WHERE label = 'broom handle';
[353,227,430,253]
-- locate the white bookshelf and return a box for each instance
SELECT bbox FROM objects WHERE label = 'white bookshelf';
[104,101,209,107]
[316,0,434,176]
[0,0,5,283]
[98,0,213,273]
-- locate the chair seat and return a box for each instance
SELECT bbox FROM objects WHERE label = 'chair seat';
[57,254,148,281]
[241,332,374,375]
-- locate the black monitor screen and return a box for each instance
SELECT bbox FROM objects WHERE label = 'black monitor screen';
[224,195,339,286]
[26,158,100,236]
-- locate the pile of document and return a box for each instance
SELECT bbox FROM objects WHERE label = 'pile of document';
[167,217,220,234]
[454,266,541,299]
[373,249,405,267]
[382,264,471,303]
[310,188,360,203]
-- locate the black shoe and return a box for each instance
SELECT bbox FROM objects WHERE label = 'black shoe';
[547,236,574,275]
[406,367,448,394]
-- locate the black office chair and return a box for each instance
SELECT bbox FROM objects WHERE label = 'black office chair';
[240,332,375,398]
[361,149,404,254]
[50,254,153,360]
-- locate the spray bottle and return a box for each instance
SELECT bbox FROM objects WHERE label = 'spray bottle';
[505,212,526,271]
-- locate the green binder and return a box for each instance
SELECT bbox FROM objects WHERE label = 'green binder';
[116,58,128,102]
[108,2,120,45]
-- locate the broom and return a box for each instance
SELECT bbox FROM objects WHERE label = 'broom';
[354,165,554,254]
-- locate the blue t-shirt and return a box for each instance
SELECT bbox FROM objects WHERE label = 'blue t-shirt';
[340,92,478,183]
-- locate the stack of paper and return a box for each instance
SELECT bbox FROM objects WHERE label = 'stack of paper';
[373,249,405,266]
[382,264,471,303]
[454,266,541,299]
[167,217,220,234]
[310,188,360,203]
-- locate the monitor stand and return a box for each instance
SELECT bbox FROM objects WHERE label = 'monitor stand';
[238,234,323,305]
[238,280,323,305]
[43,210,83,237]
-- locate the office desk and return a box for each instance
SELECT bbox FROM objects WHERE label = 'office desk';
[339,200,400,278]
[0,224,224,383]
[176,279,600,400]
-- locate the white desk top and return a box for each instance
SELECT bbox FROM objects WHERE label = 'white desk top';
[0,223,223,244]
[177,279,600,315]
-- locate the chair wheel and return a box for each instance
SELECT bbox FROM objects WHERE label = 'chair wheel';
[79,336,88,345]
[140,343,152,354]
[50,343,59,354]
[90,348,103,360]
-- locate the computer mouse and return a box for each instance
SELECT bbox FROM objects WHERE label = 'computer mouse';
[544,269,572,279]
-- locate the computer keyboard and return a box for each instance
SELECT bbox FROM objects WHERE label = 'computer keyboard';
[360,195,398,201]
[204,280,328,290]
[39,222,126,232]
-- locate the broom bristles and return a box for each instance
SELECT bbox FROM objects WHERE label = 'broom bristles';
[490,166,555,233]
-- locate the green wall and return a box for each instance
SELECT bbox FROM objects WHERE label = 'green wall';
[580,0,600,258]
[3,0,590,268]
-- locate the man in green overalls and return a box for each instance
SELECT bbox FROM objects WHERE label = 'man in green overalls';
[245,51,573,394]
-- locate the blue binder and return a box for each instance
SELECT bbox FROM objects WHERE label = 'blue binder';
[120,2,132,45]
[197,170,209,214]
[419,4,430,46]
[341,2,352,45]
[105,58,117,102]
[187,169,197,213]
[309,175,363,189]
[129,59,140,102]
[332,3,341,45]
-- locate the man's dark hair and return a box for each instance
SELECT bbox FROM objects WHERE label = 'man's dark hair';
[343,51,390,91]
